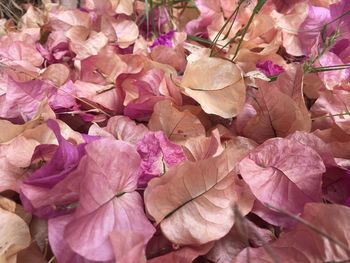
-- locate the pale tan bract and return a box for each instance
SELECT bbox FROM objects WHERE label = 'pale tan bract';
[144,145,254,245]
[181,56,246,118]
[0,207,31,263]
[148,100,206,145]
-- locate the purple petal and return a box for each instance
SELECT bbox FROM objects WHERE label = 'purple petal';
[20,120,87,217]
[150,30,176,49]
[23,119,85,188]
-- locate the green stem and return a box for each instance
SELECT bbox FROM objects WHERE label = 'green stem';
[323,9,350,29]
[145,0,150,36]
[312,112,350,120]
[298,9,350,33]
[187,34,215,45]
[210,0,246,57]
[231,0,267,61]
[210,0,244,56]
[304,29,340,73]
[309,64,350,73]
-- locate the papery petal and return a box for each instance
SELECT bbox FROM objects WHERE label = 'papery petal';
[62,139,154,261]
[148,101,206,144]
[22,119,86,188]
[48,214,101,263]
[137,131,186,187]
[239,137,325,226]
[181,56,245,118]
[318,52,350,89]
[110,231,147,263]
[0,78,56,119]
[145,145,254,245]
[234,203,350,263]
[299,5,331,55]
[0,207,31,262]
[66,192,155,261]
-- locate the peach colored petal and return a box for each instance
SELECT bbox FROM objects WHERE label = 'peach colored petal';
[234,203,350,263]
[113,18,139,48]
[66,27,108,60]
[183,81,246,119]
[235,80,311,143]
[116,0,135,15]
[74,80,120,111]
[40,64,70,87]
[181,56,246,118]
[0,207,31,263]
[181,56,242,91]
[183,129,224,161]
[148,101,206,144]
[145,146,254,245]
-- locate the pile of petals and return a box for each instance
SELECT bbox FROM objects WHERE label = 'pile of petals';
[1,0,350,262]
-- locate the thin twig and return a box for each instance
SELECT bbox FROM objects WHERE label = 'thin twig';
[265,203,350,253]
[234,206,279,263]
[311,112,350,120]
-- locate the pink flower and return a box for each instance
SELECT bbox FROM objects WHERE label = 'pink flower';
[150,30,176,49]
[256,60,285,77]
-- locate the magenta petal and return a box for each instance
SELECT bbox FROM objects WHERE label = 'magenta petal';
[137,133,164,187]
[124,96,166,120]
[345,197,350,207]
[185,15,212,38]
[122,68,181,121]
[23,119,86,188]
[36,42,53,62]
[20,119,87,217]
[20,166,83,218]
[256,60,285,77]
[331,38,350,61]
[0,77,76,119]
[318,51,350,88]
[155,132,187,167]
[39,31,71,64]
[49,80,78,110]
[330,0,350,35]
[150,30,176,49]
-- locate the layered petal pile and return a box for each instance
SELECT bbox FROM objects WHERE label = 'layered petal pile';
[1,0,350,262]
